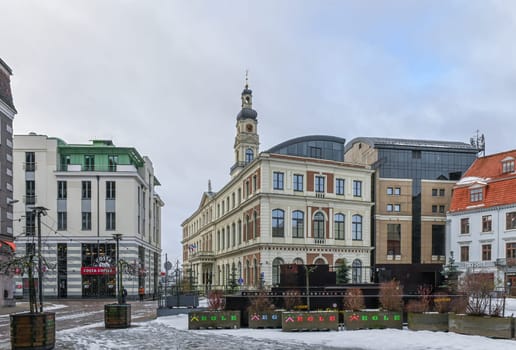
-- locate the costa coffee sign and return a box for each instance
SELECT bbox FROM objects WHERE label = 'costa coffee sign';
[81,267,116,275]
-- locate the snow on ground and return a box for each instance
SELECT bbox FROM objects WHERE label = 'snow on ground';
[53,298,516,350]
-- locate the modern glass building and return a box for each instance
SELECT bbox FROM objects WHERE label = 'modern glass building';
[345,137,479,291]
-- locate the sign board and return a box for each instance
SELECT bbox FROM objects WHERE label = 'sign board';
[238,277,244,285]
[81,267,116,275]
[164,261,172,270]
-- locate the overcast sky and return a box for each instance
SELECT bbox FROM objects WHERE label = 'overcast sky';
[2,1,516,266]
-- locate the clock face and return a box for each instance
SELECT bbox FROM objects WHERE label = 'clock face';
[246,124,253,132]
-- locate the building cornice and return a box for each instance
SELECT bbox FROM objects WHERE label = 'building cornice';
[0,98,16,119]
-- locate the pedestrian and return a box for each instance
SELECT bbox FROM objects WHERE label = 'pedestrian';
[122,288,128,304]
[138,286,144,302]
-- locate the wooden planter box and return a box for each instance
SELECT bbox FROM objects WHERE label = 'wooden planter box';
[10,312,56,350]
[104,304,131,329]
[188,311,241,329]
[248,311,282,328]
[282,311,338,331]
[449,313,514,339]
[408,312,449,332]
[343,310,402,330]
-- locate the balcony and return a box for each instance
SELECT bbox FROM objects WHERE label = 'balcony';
[189,250,215,263]
[58,164,137,172]
[313,238,326,245]
[496,258,516,267]
[456,261,496,269]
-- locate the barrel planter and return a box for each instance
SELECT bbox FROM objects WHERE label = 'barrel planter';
[248,311,282,328]
[343,310,403,330]
[104,303,131,329]
[188,311,241,329]
[282,311,339,331]
[407,312,449,332]
[448,313,514,339]
[10,312,55,350]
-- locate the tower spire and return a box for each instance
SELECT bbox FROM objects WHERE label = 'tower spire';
[245,69,249,89]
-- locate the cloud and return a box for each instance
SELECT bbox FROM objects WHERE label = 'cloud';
[3,0,516,262]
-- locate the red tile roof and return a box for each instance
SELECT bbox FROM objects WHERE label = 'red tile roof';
[450,149,516,212]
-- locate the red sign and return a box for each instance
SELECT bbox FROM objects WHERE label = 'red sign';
[81,267,116,275]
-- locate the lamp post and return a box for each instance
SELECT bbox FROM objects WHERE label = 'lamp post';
[32,206,48,313]
[112,233,122,304]
[304,264,318,311]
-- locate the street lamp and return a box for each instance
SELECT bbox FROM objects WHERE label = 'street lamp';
[304,264,318,311]
[112,234,122,304]
[32,206,48,313]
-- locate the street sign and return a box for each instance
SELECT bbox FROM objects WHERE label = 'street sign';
[238,277,244,285]
[164,261,172,270]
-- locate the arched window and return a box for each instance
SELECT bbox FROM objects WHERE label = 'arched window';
[245,215,250,241]
[237,220,242,244]
[226,225,231,248]
[245,148,254,163]
[253,258,259,287]
[352,259,362,283]
[221,228,225,249]
[313,212,325,239]
[272,257,284,286]
[245,260,250,286]
[232,223,236,247]
[334,258,345,272]
[293,257,304,265]
[253,211,259,238]
[334,213,345,240]
[314,257,326,265]
[352,214,363,240]
[272,209,285,237]
[292,210,304,238]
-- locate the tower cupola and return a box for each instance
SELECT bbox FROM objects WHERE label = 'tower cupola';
[231,72,260,177]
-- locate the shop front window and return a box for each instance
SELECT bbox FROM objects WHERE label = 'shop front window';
[81,243,117,298]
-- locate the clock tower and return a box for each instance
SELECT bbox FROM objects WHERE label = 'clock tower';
[230,77,259,177]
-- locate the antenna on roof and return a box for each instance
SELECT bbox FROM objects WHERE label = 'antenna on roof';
[470,130,486,157]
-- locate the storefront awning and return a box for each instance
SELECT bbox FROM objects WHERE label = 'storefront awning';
[0,240,16,252]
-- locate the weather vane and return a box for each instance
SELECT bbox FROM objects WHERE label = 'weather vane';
[245,69,249,88]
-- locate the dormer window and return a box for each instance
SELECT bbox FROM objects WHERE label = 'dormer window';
[502,157,515,173]
[470,187,483,202]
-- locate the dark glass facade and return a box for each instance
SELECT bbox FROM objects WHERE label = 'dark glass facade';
[377,146,477,263]
[267,136,346,161]
[377,148,477,195]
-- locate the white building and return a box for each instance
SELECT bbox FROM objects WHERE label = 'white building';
[182,84,374,290]
[448,149,516,293]
[12,134,164,299]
